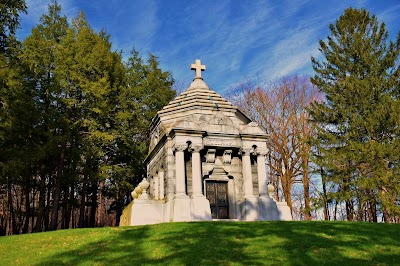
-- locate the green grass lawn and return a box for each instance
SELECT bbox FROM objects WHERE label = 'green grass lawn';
[0,221,399,265]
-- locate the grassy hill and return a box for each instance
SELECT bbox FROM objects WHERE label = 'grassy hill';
[1,221,399,265]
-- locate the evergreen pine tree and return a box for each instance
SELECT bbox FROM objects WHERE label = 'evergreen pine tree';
[110,50,175,222]
[310,8,400,222]
[0,0,26,52]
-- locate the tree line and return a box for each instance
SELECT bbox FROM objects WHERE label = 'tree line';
[0,1,175,235]
[231,8,400,222]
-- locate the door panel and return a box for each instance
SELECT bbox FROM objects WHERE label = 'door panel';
[206,181,229,219]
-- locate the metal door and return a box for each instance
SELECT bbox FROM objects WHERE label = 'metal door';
[206,181,229,219]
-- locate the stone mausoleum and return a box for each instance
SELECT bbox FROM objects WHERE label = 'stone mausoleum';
[120,60,292,226]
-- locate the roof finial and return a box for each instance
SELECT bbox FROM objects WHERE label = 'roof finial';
[191,59,206,79]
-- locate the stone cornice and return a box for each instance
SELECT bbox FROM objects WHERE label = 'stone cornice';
[168,128,206,138]
[144,133,167,164]
[240,133,269,140]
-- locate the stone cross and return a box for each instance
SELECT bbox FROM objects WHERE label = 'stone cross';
[191,59,206,79]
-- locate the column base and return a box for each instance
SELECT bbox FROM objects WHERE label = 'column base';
[239,196,259,221]
[258,196,279,220]
[276,201,293,220]
[174,193,189,199]
[163,199,174,222]
[191,196,212,221]
[172,197,192,222]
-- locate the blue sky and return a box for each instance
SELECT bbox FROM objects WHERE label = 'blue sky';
[18,0,400,94]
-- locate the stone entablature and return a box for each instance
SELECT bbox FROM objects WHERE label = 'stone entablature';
[120,60,292,226]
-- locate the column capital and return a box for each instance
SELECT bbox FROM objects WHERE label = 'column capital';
[173,144,187,152]
[188,144,204,153]
[239,147,253,156]
[254,149,268,157]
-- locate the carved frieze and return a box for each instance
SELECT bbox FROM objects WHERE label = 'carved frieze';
[204,138,239,147]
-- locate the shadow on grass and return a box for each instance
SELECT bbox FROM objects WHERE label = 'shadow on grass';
[35,221,400,265]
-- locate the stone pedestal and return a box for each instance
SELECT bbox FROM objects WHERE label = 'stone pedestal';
[191,197,212,221]
[129,201,164,225]
[163,200,173,222]
[172,198,192,222]
[239,197,259,221]
[277,201,293,220]
[258,197,279,220]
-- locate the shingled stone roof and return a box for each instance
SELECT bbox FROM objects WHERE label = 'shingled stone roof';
[158,77,238,115]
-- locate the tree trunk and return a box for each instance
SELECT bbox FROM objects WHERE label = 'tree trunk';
[321,168,329,221]
[369,200,377,222]
[382,209,391,223]
[7,178,17,235]
[97,181,105,227]
[89,181,98,227]
[31,190,35,232]
[64,184,73,229]
[115,191,122,226]
[44,180,51,231]
[22,186,30,234]
[302,157,311,220]
[35,172,46,232]
[0,192,6,236]
[346,200,354,221]
[334,200,338,221]
[78,176,87,228]
[61,185,69,229]
[282,172,293,214]
[50,144,66,230]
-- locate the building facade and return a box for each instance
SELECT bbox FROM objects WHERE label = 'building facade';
[120,60,292,226]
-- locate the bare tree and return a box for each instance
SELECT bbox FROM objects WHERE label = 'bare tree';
[229,75,321,219]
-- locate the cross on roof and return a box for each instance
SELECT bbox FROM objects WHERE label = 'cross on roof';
[191,59,206,79]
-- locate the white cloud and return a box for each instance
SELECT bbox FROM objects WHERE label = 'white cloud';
[17,0,399,95]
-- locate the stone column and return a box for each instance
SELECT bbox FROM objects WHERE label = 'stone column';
[188,145,211,221]
[159,170,165,200]
[174,144,188,198]
[166,137,175,201]
[256,150,269,198]
[240,147,258,221]
[172,144,193,222]
[240,148,255,198]
[189,144,204,198]
[154,174,159,200]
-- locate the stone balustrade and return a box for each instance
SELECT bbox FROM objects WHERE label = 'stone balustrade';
[130,178,150,201]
